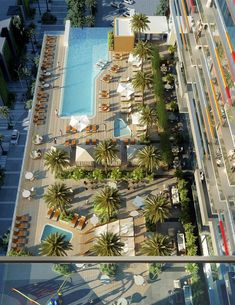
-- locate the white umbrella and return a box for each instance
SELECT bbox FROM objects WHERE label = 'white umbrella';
[128,53,142,66]
[117,82,134,97]
[134,274,145,286]
[117,297,128,305]
[70,115,90,132]
[131,112,142,125]
[108,181,117,189]
[90,214,99,226]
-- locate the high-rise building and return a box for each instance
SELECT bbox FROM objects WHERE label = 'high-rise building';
[168,0,235,255]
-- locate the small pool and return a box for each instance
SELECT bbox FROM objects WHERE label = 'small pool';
[114,118,131,137]
[41,224,73,242]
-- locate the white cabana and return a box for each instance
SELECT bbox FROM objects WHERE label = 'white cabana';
[133,196,145,209]
[75,146,95,166]
[117,82,134,97]
[70,115,90,132]
[128,53,142,67]
[131,112,142,125]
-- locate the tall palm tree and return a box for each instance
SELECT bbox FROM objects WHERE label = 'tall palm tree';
[44,183,72,214]
[141,233,172,256]
[139,105,155,138]
[85,0,96,14]
[92,232,124,256]
[39,233,73,256]
[132,71,152,105]
[130,13,150,41]
[85,15,95,27]
[95,140,118,173]
[144,194,170,224]
[132,41,153,71]
[93,186,120,222]
[137,145,161,174]
[44,149,70,175]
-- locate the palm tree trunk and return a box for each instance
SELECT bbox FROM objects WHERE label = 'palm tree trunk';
[142,87,145,105]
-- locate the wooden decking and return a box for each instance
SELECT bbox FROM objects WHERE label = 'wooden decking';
[12,34,154,255]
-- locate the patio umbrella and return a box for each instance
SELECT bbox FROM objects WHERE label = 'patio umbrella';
[90,214,99,226]
[70,115,90,132]
[108,181,117,189]
[117,297,128,305]
[117,82,134,97]
[128,53,142,66]
[131,112,142,125]
[134,275,145,286]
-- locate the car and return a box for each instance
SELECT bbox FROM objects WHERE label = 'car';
[111,2,122,9]
[10,129,20,144]
[124,0,135,4]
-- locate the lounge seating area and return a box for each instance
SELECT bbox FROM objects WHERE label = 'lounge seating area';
[12,214,31,251]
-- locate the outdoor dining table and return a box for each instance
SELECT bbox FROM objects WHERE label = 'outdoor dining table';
[25,172,34,181]
[43,83,50,88]
[129,210,139,217]
[22,190,31,198]
[117,297,128,305]
[134,274,145,286]
[44,71,51,76]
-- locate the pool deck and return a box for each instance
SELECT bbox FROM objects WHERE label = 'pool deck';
[11,32,157,255]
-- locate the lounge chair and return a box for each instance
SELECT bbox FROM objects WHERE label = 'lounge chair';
[36,120,45,126]
[70,213,79,228]
[112,139,117,144]
[13,230,27,237]
[92,124,97,133]
[71,127,77,133]
[53,209,60,221]
[65,139,71,146]
[77,216,87,231]
[71,139,76,146]
[16,215,30,222]
[130,139,136,145]
[15,222,30,229]
[86,126,91,133]
[66,125,71,133]
[47,207,54,219]
[92,139,97,145]
[123,139,129,145]
[13,238,27,245]
[86,139,91,145]
[11,243,24,251]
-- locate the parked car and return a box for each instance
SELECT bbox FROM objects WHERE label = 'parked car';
[111,2,122,9]
[10,129,20,144]
[124,0,135,4]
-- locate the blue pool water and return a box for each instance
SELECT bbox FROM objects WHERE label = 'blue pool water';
[114,118,131,137]
[60,28,110,117]
[41,224,73,242]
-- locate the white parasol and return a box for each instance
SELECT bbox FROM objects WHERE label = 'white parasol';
[117,82,134,97]
[70,115,90,132]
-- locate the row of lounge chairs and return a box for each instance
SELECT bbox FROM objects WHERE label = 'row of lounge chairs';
[66,125,77,134]
[47,208,86,230]
[65,139,77,146]
[12,214,31,251]
[41,36,57,70]
[86,124,98,133]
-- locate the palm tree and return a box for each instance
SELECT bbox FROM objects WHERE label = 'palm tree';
[139,105,155,138]
[93,186,120,222]
[141,233,172,256]
[44,183,72,214]
[130,13,150,41]
[85,15,95,27]
[44,149,70,175]
[132,71,152,105]
[85,0,96,14]
[92,232,124,256]
[144,194,170,224]
[132,41,153,71]
[95,140,118,173]
[137,145,161,174]
[39,233,73,256]
[0,106,11,127]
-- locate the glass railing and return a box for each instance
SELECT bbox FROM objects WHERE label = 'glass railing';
[1,258,235,305]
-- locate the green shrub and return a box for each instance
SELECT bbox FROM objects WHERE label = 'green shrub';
[52,263,73,276]
[99,263,117,277]
[109,168,122,181]
[41,12,57,25]
[92,169,104,181]
[108,31,114,51]
[72,168,85,180]
[160,132,173,167]
[149,263,162,280]
[8,248,32,256]
[131,168,144,181]
[60,212,74,222]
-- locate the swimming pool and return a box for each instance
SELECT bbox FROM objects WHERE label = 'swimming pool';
[114,118,131,137]
[60,28,110,117]
[41,224,73,242]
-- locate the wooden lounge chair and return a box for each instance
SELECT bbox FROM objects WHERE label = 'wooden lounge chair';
[112,139,117,144]
[65,139,71,146]
[47,207,54,219]
[92,124,97,133]
[92,139,97,145]
[13,230,27,237]
[130,139,136,145]
[71,127,77,133]
[16,215,30,222]
[77,216,87,231]
[66,125,71,133]
[13,238,27,245]
[70,213,79,228]
[86,139,91,145]
[123,139,129,145]
[36,120,45,125]
[33,119,38,124]
[53,209,60,221]
[71,139,76,146]
[86,126,91,133]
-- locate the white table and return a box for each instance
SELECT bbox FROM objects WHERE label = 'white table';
[129,210,139,217]
[117,297,128,305]
[45,72,51,76]
[43,83,50,88]
[25,172,33,180]
[22,190,31,198]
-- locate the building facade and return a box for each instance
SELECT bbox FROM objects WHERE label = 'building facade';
[169,0,235,257]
